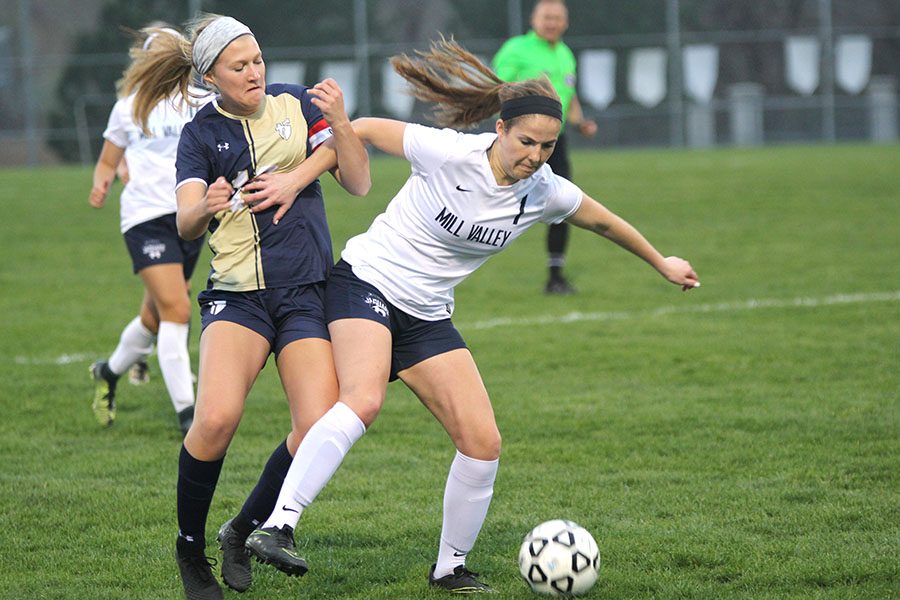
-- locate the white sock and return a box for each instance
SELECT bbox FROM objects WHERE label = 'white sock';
[264,402,366,530]
[108,316,156,375]
[433,451,499,578]
[157,321,194,413]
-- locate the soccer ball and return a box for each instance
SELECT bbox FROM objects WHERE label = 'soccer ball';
[518,520,600,597]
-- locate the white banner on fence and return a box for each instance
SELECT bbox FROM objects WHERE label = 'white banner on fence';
[683,44,718,103]
[785,36,820,95]
[836,35,872,95]
[628,48,667,108]
[267,61,306,87]
[578,49,616,109]
[321,61,358,115]
[382,61,416,118]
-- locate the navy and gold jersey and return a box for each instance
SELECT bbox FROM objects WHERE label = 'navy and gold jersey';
[176,83,334,292]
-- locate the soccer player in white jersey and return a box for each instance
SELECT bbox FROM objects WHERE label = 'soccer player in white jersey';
[246,39,700,594]
[89,25,213,434]
[120,15,371,600]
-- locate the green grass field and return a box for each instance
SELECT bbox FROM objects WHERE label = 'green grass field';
[0,144,897,599]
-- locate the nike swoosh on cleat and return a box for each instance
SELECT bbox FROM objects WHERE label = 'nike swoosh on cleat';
[455,184,472,192]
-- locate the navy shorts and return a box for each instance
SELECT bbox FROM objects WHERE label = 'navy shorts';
[325,260,467,381]
[198,283,329,356]
[123,213,204,276]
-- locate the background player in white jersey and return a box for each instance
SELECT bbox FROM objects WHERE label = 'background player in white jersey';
[245,39,700,594]
[119,15,370,600]
[89,25,213,435]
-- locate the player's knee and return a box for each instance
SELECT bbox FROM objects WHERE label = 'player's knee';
[340,391,384,427]
[458,427,501,461]
[157,296,192,324]
[191,405,239,451]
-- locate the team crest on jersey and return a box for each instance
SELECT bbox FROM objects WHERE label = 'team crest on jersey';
[142,240,166,260]
[208,300,227,315]
[364,293,389,318]
[275,118,292,140]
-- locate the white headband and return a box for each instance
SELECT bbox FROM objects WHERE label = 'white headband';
[191,16,253,75]
[142,27,183,51]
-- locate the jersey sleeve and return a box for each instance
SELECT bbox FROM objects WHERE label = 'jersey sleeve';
[541,171,584,224]
[102,98,130,149]
[402,123,463,176]
[492,39,523,82]
[175,122,213,189]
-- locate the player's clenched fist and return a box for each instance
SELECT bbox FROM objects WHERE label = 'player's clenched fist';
[204,177,234,215]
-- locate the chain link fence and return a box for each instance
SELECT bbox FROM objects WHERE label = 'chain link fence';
[1,0,898,166]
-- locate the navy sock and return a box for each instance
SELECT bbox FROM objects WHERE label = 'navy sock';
[233,440,293,538]
[547,222,570,259]
[177,445,224,551]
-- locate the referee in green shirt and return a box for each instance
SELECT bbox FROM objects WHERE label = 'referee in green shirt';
[493,0,597,295]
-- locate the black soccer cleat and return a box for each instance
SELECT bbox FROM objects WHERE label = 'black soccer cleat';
[544,276,576,296]
[176,548,224,600]
[217,519,252,592]
[178,406,195,436]
[244,525,308,577]
[90,360,117,427]
[428,564,496,594]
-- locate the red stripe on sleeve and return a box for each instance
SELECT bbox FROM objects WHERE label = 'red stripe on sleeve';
[308,119,331,138]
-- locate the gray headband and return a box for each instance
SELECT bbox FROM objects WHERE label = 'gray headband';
[191,16,253,75]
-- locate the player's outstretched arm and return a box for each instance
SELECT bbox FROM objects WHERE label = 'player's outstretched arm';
[351,117,408,158]
[567,193,700,291]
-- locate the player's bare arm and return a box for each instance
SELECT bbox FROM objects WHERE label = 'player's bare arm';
[351,117,408,158]
[89,140,125,208]
[568,193,700,290]
[308,78,371,196]
[176,178,232,240]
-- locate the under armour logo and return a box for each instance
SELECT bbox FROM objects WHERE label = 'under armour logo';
[209,300,227,315]
[217,142,230,152]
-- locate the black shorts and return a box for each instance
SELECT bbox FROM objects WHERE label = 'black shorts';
[123,213,204,277]
[325,260,467,381]
[198,283,329,356]
[546,132,571,180]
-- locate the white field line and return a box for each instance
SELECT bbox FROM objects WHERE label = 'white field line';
[12,292,900,365]
[459,291,900,332]
[14,352,95,366]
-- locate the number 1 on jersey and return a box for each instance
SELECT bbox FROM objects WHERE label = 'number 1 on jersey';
[513,194,528,225]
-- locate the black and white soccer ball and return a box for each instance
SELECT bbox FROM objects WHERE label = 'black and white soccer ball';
[518,519,600,597]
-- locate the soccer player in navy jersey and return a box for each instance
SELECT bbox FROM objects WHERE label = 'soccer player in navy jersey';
[245,39,699,594]
[118,14,370,600]
[89,26,213,434]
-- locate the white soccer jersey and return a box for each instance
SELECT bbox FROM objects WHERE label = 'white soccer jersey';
[103,89,213,233]
[341,123,584,320]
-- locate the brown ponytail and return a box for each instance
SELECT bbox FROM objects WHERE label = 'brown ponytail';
[390,36,559,129]
[119,14,225,133]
